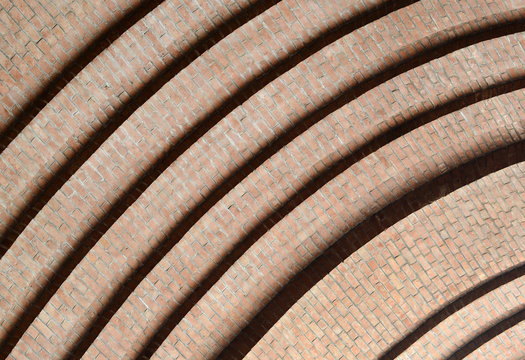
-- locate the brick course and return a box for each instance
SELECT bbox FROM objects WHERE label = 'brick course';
[0,0,523,358]
[0,0,142,129]
[247,163,525,359]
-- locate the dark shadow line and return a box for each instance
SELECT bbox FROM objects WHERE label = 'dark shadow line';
[0,8,520,359]
[0,0,282,259]
[63,17,525,360]
[134,76,525,359]
[379,263,525,360]
[0,0,282,356]
[216,141,525,359]
[0,0,417,353]
[446,307,525,360]
[0,0,166,154]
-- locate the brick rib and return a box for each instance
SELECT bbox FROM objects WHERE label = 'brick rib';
[445,307,525,360]
[378,263,525,360]
[0,0,166,154]
[217,141,525,359]
[245,163,525,359]
[49,34,522,357]
[58,22,525,360]
[136,76,525,360]
[0,0,281,259]
[57,29,524,360]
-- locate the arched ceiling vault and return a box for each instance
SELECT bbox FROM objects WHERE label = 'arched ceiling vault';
[0,0,524,358]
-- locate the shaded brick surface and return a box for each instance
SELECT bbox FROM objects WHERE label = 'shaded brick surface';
[463,322,525,360]
[247,163,525,359]
[0,0,524,358]
[0,0,142,129]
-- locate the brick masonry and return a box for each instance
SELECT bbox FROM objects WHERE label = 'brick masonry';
[0,0,524,359]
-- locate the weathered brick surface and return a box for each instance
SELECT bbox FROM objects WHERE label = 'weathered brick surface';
[464,322,525,360]
[0,0,142,129]
[246,163,525,359]
[84,39,524,359]
[0,0,523,358]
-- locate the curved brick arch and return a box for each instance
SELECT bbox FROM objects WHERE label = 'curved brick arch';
[0,0,524,358]
[245,162,525,359]
[84,42,524,360]
[462,320,525,360]
[166,91,525,360]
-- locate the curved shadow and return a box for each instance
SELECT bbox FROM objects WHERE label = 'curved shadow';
[1,10,522,360]
[64,20,525,359]
[216,141,525,359]
[379,263,525,360]
[446,306,525,360]
[0,0,419,356]
[0,0,282,259]
[134,78,525,359]
[0,0,166,154]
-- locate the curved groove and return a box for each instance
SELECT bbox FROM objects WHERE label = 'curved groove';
[379,263,525,360]
[133,77,525,359]
[216,141,525,359]
[445,306,525,360]
[0,0,282,259]
[61,20,525,359]
[1,14,521,359]
[0,0,418,260]
[0,0,419,355]
[0,0,166,154]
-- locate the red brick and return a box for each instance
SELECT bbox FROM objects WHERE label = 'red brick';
[1,0,524,358]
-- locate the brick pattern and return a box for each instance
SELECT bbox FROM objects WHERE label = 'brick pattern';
[0,0,142,129]
[464,322,525,360]
[243,161,525,358]
[85,39,524,359]
[0,0,523,358]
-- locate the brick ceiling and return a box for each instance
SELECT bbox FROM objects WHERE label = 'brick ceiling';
[0,0,524,358]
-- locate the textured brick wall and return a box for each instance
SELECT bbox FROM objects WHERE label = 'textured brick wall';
[0,0,523,359]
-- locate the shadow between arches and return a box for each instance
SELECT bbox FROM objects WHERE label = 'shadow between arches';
[216,141,525,359]
[135,78,525,359]
[379,263,525,360]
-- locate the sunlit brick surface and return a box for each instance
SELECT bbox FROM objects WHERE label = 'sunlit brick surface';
[1,0,524,359]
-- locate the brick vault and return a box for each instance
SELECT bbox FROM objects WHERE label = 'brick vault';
[0,0,524,359]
